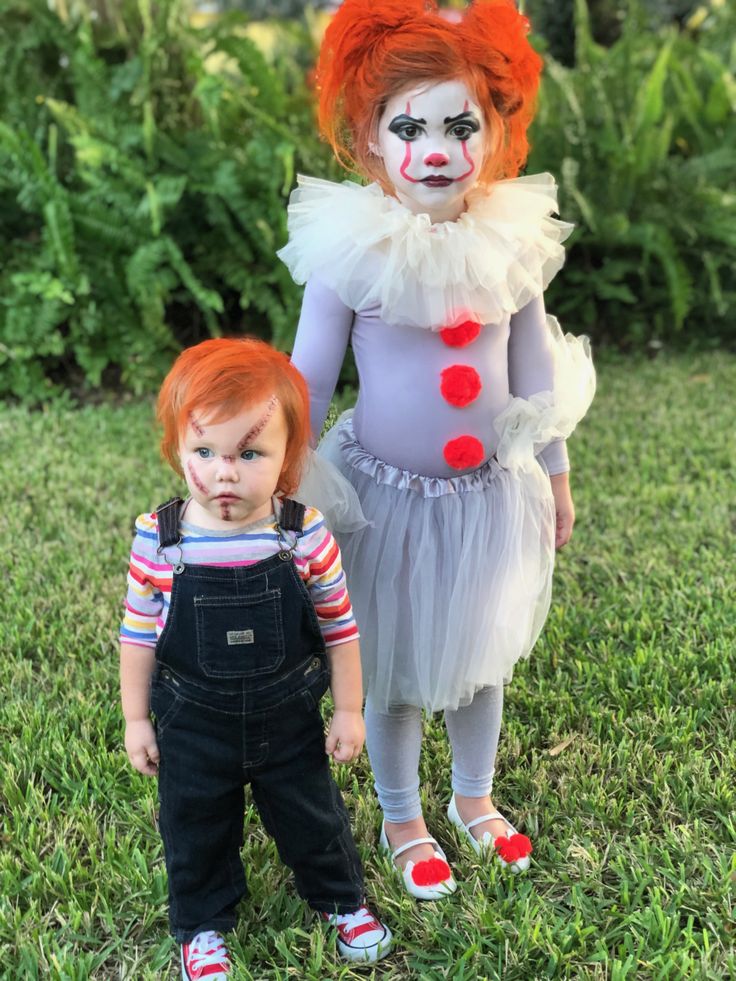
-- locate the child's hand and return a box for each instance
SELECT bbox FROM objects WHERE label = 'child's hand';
[550,472,575,549]
[325,709,365,763]
[124,718,160,776]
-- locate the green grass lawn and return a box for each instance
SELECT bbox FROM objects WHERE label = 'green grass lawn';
[1,352,734,980]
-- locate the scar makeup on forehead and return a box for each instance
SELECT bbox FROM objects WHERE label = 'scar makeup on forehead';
[237,395,279,451]
[188,412,205,437]
[186,460,209,496]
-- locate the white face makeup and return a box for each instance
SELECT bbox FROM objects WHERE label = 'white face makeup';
[376,78,486,223]
[178,397,288,530]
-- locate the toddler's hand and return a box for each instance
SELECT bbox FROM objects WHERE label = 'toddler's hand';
[125,718,160,776]
[325,709,365,763]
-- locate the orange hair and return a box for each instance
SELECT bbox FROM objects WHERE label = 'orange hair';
[317,0,542,187]
[157,338,310,496]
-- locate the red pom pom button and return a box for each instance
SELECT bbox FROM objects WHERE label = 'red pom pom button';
[443,435,485,470]
[440,320,482,348]
[410,857,452,887]
[494,833,533,863]
[440,364,482,407]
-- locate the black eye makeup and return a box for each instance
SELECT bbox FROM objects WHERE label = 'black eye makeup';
[444,111,481,141]
[388,114,427,142]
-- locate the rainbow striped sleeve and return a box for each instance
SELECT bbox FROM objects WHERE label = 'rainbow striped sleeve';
[299,507,359,648]
[120,513,166,649]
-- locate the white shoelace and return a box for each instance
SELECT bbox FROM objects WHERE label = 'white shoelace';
[188,931,228,970]
[331,906,376,932]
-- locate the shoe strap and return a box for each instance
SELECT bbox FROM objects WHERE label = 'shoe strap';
[391,836,441,861]
[465,811,508,832]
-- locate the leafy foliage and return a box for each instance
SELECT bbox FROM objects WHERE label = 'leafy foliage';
[1,1,734,399]
[529,0,736,348]
[0,0,332,399]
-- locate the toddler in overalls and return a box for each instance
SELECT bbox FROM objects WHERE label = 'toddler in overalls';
[119,338,392,977]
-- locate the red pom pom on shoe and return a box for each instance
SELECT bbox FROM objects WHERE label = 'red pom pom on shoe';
[494,833,533,863]
[410,856,452,887]
[440,320,482,348]
[440,365,482,407]
[443,435,485,470]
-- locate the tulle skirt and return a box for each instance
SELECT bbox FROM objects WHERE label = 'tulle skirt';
[319,417,557,713]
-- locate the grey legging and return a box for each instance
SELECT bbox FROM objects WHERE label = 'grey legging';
[364,685,504,823]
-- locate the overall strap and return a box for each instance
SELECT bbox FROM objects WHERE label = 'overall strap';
[279,498,305,534]
[155,497,185,549]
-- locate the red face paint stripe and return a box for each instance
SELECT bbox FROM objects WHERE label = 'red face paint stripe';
[457,140,475,182]
[399,100,422,185]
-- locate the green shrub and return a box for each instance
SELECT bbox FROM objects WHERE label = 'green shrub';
[529,0,736,348]
[0,0,330,399]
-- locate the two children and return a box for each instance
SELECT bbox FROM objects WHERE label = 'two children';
[120,338,392,976]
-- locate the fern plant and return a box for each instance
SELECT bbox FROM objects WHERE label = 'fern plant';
[0,0,330,399]
[529,0,736,348]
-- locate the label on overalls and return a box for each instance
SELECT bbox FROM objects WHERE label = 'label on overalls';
[226,629,254,645]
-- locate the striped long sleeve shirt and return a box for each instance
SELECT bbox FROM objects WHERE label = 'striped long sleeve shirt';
[120,501,358,650]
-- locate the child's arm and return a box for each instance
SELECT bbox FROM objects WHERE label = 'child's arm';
[549,472,574,549]
[509,295,576,547]
[290,278,354,443]
[120,642,159,775]
[324,638,365,764]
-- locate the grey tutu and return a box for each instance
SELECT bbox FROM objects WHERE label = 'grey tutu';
[319,415,557,713]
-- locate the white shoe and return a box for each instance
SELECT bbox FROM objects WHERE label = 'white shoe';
[321,905,393,962]
[379,822,457,900]
[447,793,533,874]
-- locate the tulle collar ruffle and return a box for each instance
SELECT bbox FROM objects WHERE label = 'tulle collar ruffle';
[278,173,573,330]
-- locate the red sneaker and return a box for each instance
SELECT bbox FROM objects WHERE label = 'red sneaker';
[321,905,393,962]
[180,930,230,980]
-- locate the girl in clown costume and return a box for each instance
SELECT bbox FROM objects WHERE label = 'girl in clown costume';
[279,0,595,899]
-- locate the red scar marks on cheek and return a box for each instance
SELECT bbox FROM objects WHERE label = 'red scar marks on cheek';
[189,412,205,437]
[237,395,279,450]
[186,460,209,496]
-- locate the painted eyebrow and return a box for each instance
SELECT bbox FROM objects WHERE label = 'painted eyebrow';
[444,111,480,125]
[387,113,427,132]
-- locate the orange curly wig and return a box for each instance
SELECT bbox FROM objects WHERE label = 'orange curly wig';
[317,0,542,188]
[157,338,310,496]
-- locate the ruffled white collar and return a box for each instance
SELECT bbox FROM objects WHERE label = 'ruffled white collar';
[278,173,573,330]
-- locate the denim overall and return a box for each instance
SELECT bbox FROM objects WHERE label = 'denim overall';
[150,498,364,942]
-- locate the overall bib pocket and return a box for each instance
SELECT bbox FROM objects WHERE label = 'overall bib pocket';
[194,590,285,679]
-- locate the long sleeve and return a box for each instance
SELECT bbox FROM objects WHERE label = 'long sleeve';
[290,278,355,442]
[508,295,569,475]
[298,508,359,647]
[120,514,165,649]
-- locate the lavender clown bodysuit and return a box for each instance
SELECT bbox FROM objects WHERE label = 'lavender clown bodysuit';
[279,174,595,713]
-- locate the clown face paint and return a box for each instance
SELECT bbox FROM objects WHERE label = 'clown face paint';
[178,398,287,530]
[376,78,486,223]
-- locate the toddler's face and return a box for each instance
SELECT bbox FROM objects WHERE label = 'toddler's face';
[376,78,487,222]
[179,397,287,530]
